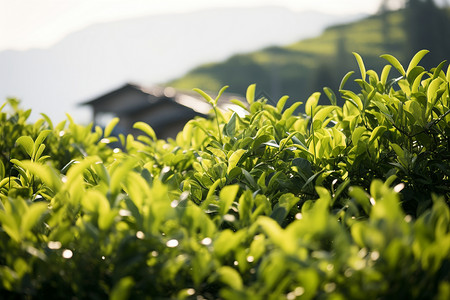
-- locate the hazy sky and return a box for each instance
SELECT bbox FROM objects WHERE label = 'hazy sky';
[0,0,388,51]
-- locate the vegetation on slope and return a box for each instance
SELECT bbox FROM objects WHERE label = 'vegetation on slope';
[168,3,450,110]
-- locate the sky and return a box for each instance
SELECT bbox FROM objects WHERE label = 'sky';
[0,0,389,51]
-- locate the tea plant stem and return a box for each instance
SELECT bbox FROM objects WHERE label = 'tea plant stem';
[311,107,317,164]
[213,106,223,144]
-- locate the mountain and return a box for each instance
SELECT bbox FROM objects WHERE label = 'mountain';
[0,7,364,123]
[168,5,450,109]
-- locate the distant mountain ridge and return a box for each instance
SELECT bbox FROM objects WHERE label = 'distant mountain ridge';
[168,6,450,109]
[0,6,365,123]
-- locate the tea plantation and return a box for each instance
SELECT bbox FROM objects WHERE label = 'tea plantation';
[1,51,449,299]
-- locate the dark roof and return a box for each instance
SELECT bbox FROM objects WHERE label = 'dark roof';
[81,83,248,116]
[80,83,142,106]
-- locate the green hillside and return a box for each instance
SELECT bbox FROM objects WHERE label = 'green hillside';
[168,4,450,109]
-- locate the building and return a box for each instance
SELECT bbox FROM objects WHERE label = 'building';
[81,83,246,139]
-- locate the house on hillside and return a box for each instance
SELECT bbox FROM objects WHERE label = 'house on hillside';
[81,83,246,139]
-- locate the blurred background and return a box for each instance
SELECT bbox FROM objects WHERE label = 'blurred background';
[1,0,449,129]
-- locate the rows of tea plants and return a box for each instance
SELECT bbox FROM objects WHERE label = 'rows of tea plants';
[1,51,449,299]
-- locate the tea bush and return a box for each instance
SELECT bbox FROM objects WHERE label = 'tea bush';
[0,51,449,299]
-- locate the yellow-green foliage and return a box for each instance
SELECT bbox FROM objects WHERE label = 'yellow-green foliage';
[0,51,449,299]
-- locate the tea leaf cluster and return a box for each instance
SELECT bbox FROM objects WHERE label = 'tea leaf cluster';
[0,51,449,299]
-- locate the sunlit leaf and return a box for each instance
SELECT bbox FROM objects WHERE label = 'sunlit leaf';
[369,125,387,145]
[16,136,34,157]
[281,101,303,120]
[215,266,243,290]
[380,54,405,76]
[406,49,429,76]
[276,95,289,113]
[104,117,120,138]
[323,87,337,106]
[0,210,21,242]
[133,121,157,141]
[380,65,392,86]
[431,60,447,80]
[227,149,246,173]
[353,52,366,81]
[305,92,320,117]
[219,185,239,216]
[34,130,51,149]
[20,160,62,192]
[246,83,256,105]
[314,106,337,123]
[215,85,229,106]
[193,87,214,105]
[21,202,47,236]
[339,71,354,90]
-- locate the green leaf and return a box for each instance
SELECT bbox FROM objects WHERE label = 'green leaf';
[219,185,239,216]
[20,160,63,192]
[352,127,367,146]
[332,179,350,203]
[258,216,295,253]
[242,169,257,189]
[411,71,427,93]
[276,95,289,113]
[133,121,157,141]
[305,92,320,117]
[270,193,299,225]
[215,85,229,106]
[0,211,21,242]
[292,157,312,179]
[214,229,243,257]
[353,52,366,81]
[314,106,336,123]
[380,54,405,76]
[391,143,404,158]
[432,60,447,80]
[0,101,7,112]
[110,277,135,300]
[227,149,246,174]
[406,49,429,76]
[21,202,47,236]
[40,113,54,129]
[224,112,237,137]
[33,144,46,161]
[369,126,387,145]
[104,117,120,138]
[238,190,253,223]
[193,88,214,105]
[341,90,363,111]
[206,178,225,199]
[65,156,102,187]
[215,266,243,290]
[446,63,450,83]
[323,87,337,106]
[16,136,34,157]
[407,66,425,84]
[230,99,249,112]
[380,65,392,86]
[281,101,303,120]
[0,196,5,211]
[339,71,354,90]
[246,84,256,105]
[34,130,51,148]
[0,160,5,180]
[427,78,444,103]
